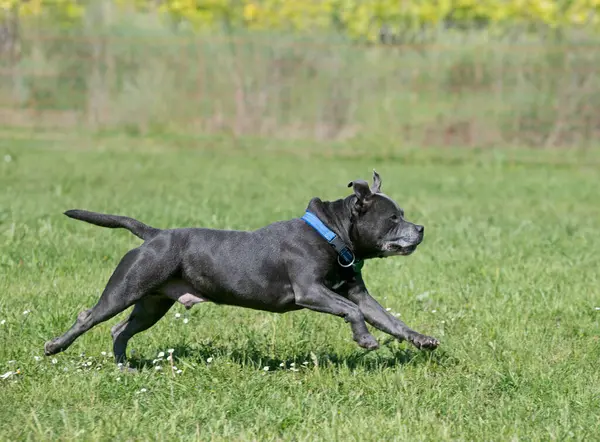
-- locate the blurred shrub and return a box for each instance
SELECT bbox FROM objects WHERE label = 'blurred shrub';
[3,0,600,41]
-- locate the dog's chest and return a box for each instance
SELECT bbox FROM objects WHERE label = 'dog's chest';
[331,279,346,290]
[326,268,359,292]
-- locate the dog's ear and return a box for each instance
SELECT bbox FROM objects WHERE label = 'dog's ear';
[347,179,372,201]
[371,169,382,193]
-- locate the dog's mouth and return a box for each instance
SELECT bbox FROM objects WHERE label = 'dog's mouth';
[389,243,418,256]
[382,241,419,256]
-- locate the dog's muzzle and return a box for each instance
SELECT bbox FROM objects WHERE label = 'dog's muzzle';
[385,243,418,256]
[383,226,424,256]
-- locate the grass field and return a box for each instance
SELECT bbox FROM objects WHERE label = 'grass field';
[1,132,599,441]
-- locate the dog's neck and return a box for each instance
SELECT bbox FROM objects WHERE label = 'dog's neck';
[306,196,359,258]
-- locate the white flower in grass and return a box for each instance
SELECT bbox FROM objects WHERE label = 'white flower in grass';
[279,362,285,367]
[183,318,189,324]
[117,363,123,368]
[1,371,15,380]
[595,307,600,311]
[139,388,147,393]
[385,307,392,312]
[393,313,401,317]
[167,349,174,354]
[101,351,107,356]
[206,357,213,363]
[290,362,296,367]
[176,369,183,375]
[431,310,437,313]
[263,366,270,371]
[51,358,58,364]
[34,356,41,362]
[8,360,15,364]
[22,310,30,315]
[63,367,69,372]
[0,320,6,325]
[155,366,162,371]
[302,361,308,366]
[157,351,165,358]
[4,155,12,163]
[174,313,181,319]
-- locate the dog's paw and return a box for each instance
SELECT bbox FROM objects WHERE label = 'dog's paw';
[118,364,138,373]
[44,339,60,356]
[410,334,440,350]
[356,334,380,351]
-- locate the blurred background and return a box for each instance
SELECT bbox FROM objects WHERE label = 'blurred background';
[1,0,599,149]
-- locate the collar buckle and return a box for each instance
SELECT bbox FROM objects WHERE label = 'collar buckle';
[337,255,355,268]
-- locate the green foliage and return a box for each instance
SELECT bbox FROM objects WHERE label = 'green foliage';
[1,0,84,27]
[4,0,600,41]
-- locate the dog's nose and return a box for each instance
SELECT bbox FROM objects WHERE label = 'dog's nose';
[415,225,424,234]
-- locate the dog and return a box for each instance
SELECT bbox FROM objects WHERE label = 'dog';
[44,170,439,365]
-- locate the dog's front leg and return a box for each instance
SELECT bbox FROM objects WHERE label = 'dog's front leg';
[346,278,439,350]
[294,283,379,350]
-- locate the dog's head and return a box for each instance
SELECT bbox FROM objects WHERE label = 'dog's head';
[348,170,424,258]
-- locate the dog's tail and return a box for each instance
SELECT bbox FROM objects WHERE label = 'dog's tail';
[64,209,161,241]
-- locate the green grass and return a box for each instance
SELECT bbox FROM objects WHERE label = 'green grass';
[1,134,599,441]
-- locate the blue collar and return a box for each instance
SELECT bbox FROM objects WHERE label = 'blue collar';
[301,211,363,272]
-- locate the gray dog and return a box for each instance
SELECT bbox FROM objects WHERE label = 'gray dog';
[44,171,439,364]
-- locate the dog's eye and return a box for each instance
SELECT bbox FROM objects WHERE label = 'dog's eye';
[390,215,399,222]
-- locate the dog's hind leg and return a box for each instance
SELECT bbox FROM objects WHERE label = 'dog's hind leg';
[44,245,178,357]
[111,294,175,363]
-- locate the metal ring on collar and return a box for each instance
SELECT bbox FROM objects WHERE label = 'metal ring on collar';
[337,255,355,268]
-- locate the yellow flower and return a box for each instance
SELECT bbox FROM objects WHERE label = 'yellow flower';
[244,3,258,21]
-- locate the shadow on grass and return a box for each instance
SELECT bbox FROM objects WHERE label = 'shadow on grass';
[126,339,455,372]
